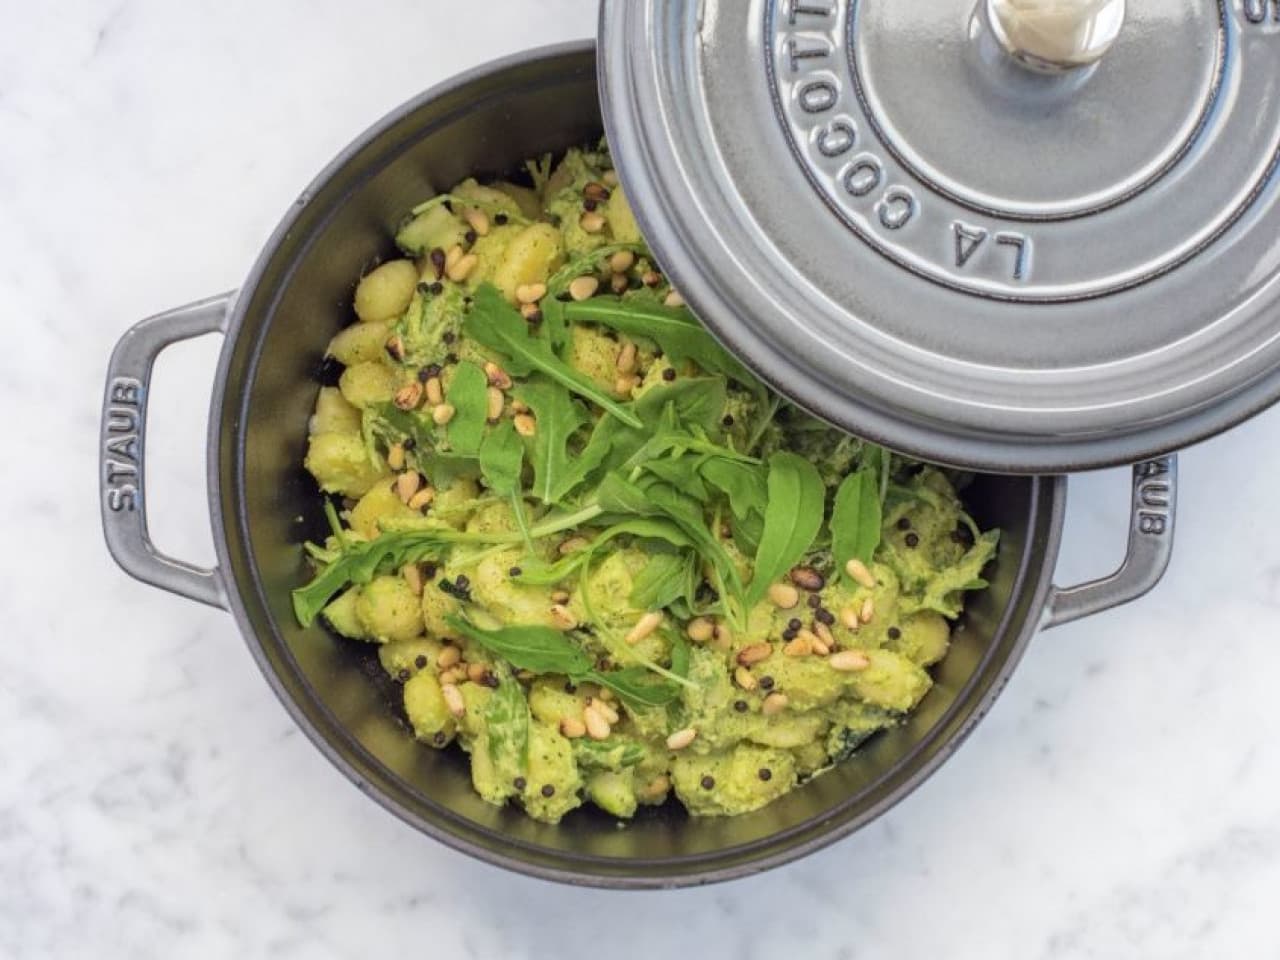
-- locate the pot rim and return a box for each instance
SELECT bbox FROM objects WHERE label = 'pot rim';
[205,40,1068,888]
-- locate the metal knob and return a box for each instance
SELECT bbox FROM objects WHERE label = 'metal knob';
[986,0,1127,74]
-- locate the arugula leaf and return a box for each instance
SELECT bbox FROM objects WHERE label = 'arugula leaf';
[478,420,524,496]
[446,361,489,456]
[642,456,709,501]
[572,738,647,771]
[446,616,595,676]
[596,668,685,709]
[831,467,883,573]
[701,457,768,521]
[629,551,692,610]
[511,517,694,587]
[746,453,826,606]
[563,297,759,391]
[464,285,641,428]
[511,378,589,503]
[901,530,1001,619]
[484,665,530,776]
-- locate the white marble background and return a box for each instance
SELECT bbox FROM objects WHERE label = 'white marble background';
[3,1,1279,957]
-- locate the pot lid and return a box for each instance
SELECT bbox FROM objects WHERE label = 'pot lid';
[598,0,1280,472]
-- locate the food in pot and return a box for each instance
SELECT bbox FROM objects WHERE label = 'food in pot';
[292,143,999,823]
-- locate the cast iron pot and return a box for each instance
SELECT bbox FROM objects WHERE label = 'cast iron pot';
[99,42,1177,888]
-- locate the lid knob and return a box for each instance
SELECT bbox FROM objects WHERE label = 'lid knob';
[985,0,1127,74]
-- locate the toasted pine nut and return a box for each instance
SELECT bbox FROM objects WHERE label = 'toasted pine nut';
[559,716,587,739]
[395,471,421,503]
[737,642,772,666]
[666,728,697,751]
[664,290,685,308]
[602,170,620,188]
[583,181,611,201]
[432,403,456,425]
[789,566,825,592]
[845,558,877,589]
[440,666,467,686]
[609,250,636,273]
[784,636,813,657]
[385,335,405,361]
[859,597,876,624]
[550,589,571,604]
[762,692,789,716]
[463,207,490,237]
[579,211,606,234]
[593,699,620,724]
[641,270,662,287]
[610,272,629,294]
[830,650,871,672]
[401,563,424,596]
[516,282,547,305]
[558,536,590,555]
[625,611,664,645]
[569,276,599,301]
[520,302,542,322]
[813,621,836,647]
[441,683,466,718]
[768,582,800,609]
[839,606,862,631]
[712,622,733,650]
[734,666,758,691]
[466,662,488,684]
[485,386,505,422]
[616,341,638,374]
[444,244,464,271]
[394,381,424,411]
[408,486,435,511]
[436,645,461,669]
[513,413,536,437]
[614,374,640,396]
[425,376,444,405]
[484,361,513,389]
[510,399,529,414]
[549,604,577,630]
[583,705,611,741]
[447,253,478,283]
[387,443,406,471]
[687,617,715,643]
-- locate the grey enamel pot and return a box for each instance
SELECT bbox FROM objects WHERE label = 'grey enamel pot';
[99,42,1177,888]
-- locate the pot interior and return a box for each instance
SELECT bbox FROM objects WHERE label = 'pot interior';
[213,44,1062,886]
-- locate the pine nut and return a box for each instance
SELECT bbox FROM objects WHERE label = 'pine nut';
[737,642,772,666]
[664,290,685,308]
[609,250,636,273]
[558,536,590,555]
[387,443,406,471]
[845,558,877,589]
[583,181,611,202]
[614,374,640,396]
[441,683,466,718]
[640,774,670,801]
[436,645,461,669]
[712,622,733,649]
[425,376,444,405]
[466,662,488,684]
[483,361,513,389]
[601,170,620,188]
[447,253,478,282]
[593,699,620,724]
[579,211,606,234]
[569,276,599,301]
[394,381,423,411]
[432,403,456,425]
[859,597,876,624]
[625,611,664,645]
[395,471,421,503]
[550,604,577,630]
[550,591,572,606]
[516,282,547,305]
[666,727,697,750]
[520,302,542,322]
[768,582,800,609]
[385,335,405,361]
[789,566,825,591]
[839,606,862,630]
[440,666,466,685]
[445,245,464,271]
[486,386,505,421]
[687,617,715,643]
[510,399,529,414]
[830,650,871,672]
[811,639,831,657]
[762,692,789,716]
[610,272,629,294]
[813,621,836,647]
[559,716,586,739]
[463,207,490,237]
[583,705,611,740]
[784,636,813,657]
[641,270,662,287]
[513,413,536,437]
[401,563,424,596]
[407,486,435,511]
[734,666,758,691]
[615,341,638,374]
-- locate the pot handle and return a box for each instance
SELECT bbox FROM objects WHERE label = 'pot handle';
[100,293,235,609]
[1042,456,1177,630]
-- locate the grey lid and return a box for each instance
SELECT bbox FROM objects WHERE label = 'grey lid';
[598,0,1280,472]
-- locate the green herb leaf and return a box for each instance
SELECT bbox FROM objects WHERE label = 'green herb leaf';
[511,378,589,503]
[629,551,693,610]
[445,361,490,456]
[563,297,760,392]
[902,530,1000,618]
[465,285,642,428]
[446,615,595,676]
[831,467,883,573]
[586,667,683,709]
[746,453,826,606]
[572,738,647,771]
[484,665,530,776]
[478,419,524,496]
[701,457,768,521]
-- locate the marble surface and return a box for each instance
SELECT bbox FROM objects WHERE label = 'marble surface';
[4,1,1279,956]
